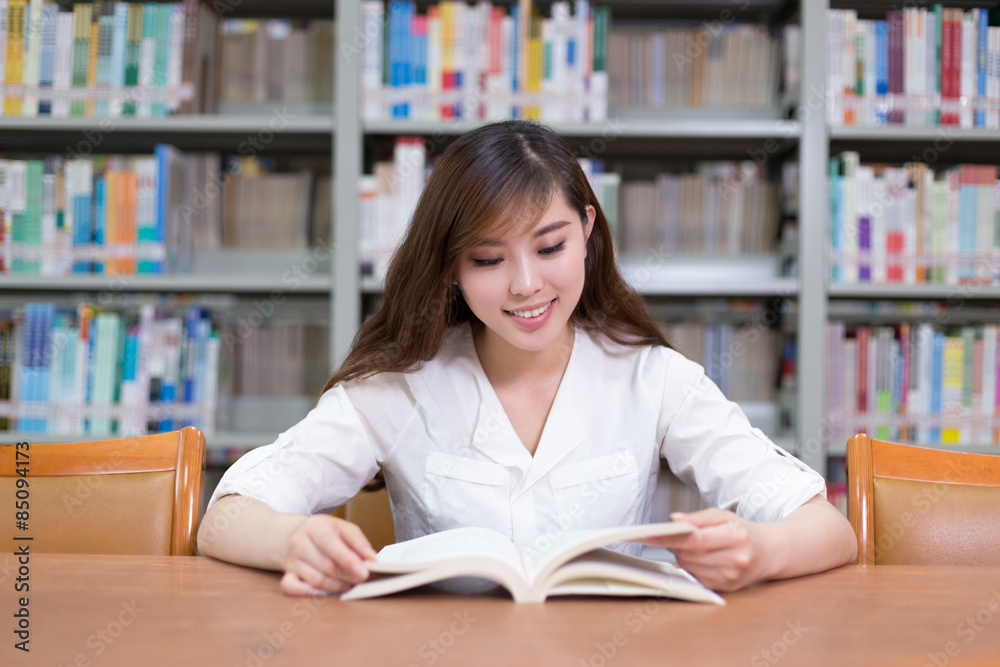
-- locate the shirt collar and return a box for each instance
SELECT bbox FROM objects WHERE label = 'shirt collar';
[463,322,589,495]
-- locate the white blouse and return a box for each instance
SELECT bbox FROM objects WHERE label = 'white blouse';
[208,322,826,556]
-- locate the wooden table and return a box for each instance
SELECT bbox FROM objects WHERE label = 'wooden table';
[3,554,1000,666]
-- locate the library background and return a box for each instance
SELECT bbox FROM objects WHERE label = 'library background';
[2,0,1000,520]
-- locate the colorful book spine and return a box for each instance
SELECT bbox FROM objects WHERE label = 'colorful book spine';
[94,0,115,117]
[108,1,128,117]
[0,0,8,112]
[122,2,141,116]
[85,5,99,118]
[37,1,57,116]
[4,0,27,115]
[51,10,73,117]
[69,3,92,117]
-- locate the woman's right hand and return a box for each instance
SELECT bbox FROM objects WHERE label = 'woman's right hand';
[280,515,378,596]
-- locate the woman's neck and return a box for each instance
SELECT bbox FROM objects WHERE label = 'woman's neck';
[471,321,576,388]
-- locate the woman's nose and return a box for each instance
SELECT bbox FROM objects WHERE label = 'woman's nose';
[509,255,543,296]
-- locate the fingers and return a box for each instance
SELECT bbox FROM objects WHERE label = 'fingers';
[648,517,750,553]
[670,508,738,529]
[653,509,762,591]
[284,516,376,595]
[336,519,378,561]
[281,570,328,597]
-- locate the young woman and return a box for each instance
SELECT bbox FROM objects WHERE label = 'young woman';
[198,120,856,595]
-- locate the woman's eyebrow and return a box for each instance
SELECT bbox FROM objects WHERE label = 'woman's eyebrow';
[532,220,571,239]
[476,220,572,247]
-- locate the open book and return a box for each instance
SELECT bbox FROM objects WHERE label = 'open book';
[341,522,724,604]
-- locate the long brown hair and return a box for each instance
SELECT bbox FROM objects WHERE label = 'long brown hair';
[322,120,668,393]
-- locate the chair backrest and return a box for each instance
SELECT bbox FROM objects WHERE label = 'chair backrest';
[847,433,1000,566]
[0,427,206,556]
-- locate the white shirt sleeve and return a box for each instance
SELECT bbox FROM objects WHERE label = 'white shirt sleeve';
[206,383,382,516]
[656,350,827,523]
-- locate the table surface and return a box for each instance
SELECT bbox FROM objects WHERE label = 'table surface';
[3,553,1000,666]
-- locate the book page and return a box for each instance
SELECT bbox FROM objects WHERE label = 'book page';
[543,549,724,605]
[342,563,530,602]
[369,526,523,574]
[523,521,695,585]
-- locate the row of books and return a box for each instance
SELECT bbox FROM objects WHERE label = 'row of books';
[219,19,334,105]
[360,0,610,122]
[618,162,781,256]
[230,322,328,397]
[827,7,1000,128]
[0,0,218,118]
[660,320,786,402]
[357,137,620,280]
[829,153,1000,286]
[0,302,219,436]
[825,321,1000,447]
[0,150,336,275]
[221,158,314,250]
[0,146,192,276]
[608,24,781,110]
[185,153,331,251]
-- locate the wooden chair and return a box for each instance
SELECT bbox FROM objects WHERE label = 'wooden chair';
[0,426,206,556]
[847,433,1000,565]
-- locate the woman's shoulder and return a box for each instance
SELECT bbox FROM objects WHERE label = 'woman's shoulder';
[582,326,701,375]
[338,323,476,398]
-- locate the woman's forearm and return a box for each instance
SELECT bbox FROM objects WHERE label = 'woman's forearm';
[758,496,858,581]
[197,495,308,571]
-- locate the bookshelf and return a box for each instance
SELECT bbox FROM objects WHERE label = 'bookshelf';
[0,0,337,454]
[7,0,997,479]
[822,0,1000,466]
[334,0,820,475]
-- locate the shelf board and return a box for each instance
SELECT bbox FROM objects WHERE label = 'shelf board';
[0,272,331,294]
[0,430,274,452]
[363,255,798,297]
[0,113,333,134]
[829,283,1000,300]
[621,254,798,297]
[830,126,1000,142]
[830,125,1000,162]
[0,249,333,294]
[365,116,800,139]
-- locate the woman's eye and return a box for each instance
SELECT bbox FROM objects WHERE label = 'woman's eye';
[472,258,502,267]
[540,242,566,256]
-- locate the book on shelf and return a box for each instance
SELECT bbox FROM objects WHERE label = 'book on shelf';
[219,19,334,107]
[0,301,220,436]
[229,322,329,398]
[825,319,1000,448]
[608,23,781,110]
[341,522,724,604]
[829,152,1000,286]
[0,146,193,276]
[221,157,313,250]
[658,319,784,402]
[827,6,1000,129]
[360,0,609,123]
[618,161,781,257]
[0,0,219,118]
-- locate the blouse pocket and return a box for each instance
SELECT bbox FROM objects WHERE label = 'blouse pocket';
[550,451,640,530]
[421,452,512,534]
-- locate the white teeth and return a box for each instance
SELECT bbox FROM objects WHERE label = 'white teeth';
[510,301,551,318]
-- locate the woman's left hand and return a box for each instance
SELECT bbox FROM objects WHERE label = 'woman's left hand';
[648,496,857,592]
[646,508,772,592]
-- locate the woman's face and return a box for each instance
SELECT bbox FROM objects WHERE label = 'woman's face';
[453,191,595,357]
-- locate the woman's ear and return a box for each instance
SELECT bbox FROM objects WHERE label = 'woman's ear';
[584,205,596,248]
